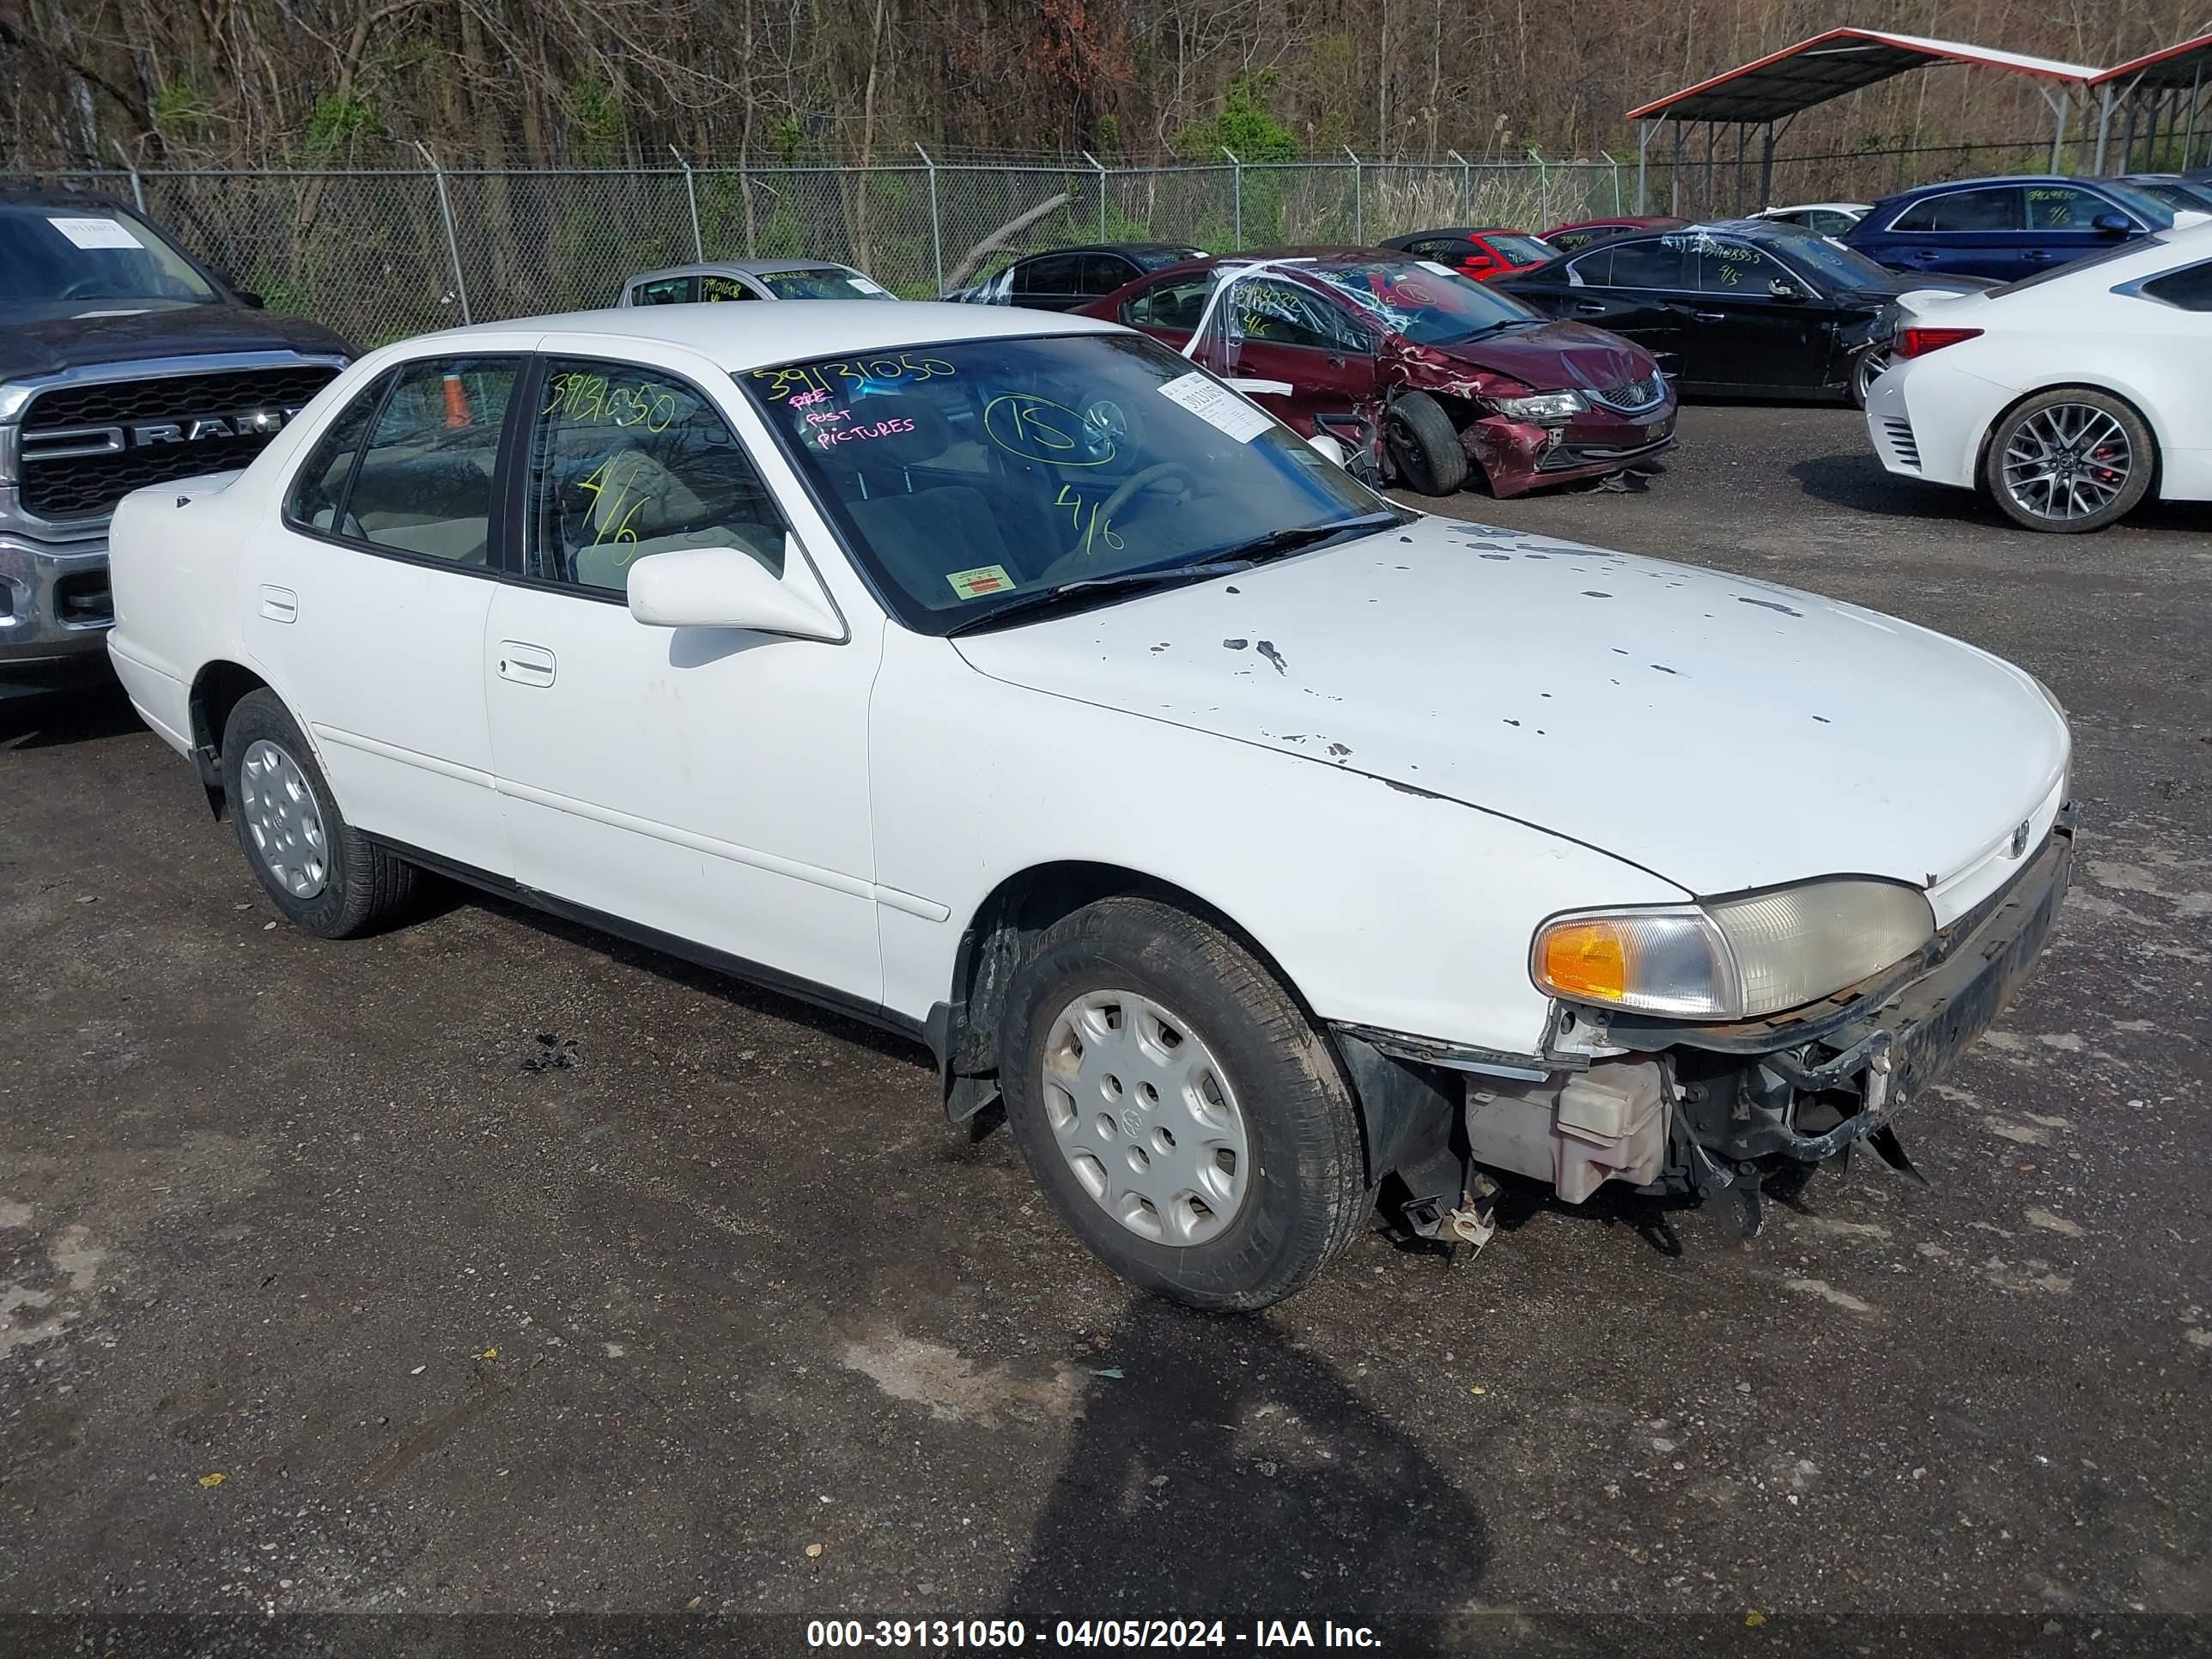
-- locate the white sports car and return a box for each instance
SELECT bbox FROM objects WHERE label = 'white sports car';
[106,302,2072,1308]
[1866,224,2212,532]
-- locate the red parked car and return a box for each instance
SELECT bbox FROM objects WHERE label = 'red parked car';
[1380,227,1557,283]
[1079,249,1676,498]
[1539,216,1688,255]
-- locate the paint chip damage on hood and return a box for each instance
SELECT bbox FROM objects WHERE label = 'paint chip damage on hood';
[951,516,2069,905]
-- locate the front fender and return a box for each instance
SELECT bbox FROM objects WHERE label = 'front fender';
[867,628,1686,1058]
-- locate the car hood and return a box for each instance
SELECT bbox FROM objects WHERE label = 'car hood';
[0,303,352,385]
[951,516,2066,897]
[1394,320,1655,395]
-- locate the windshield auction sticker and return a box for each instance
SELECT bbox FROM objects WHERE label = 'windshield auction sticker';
[946,564,1015,600]
[1156,371,1273,443]
[48,216,145,250]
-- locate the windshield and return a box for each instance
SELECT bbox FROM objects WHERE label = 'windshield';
[746,332,1395,633]
[1769,233,1899,289]
[756,266,894,301]
[1483,234,1555,264]
[1298,261,1539,343]
[0,204,219,305]
[2130,178,2212,212]
[2099,182,2177,228]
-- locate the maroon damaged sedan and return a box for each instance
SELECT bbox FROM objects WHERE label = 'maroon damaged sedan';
[1079,249,1675,497]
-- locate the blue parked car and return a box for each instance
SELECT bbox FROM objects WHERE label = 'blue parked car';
[1841,174,2193,281]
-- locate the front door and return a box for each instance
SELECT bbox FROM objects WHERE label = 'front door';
[481,350,882,1000]
[245,353,520,876]
[1674,234,1836,392]
[1201,275,1379,434]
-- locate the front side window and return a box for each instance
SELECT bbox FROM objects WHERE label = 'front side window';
[1679,234,1793,294]
[2024,185,2107,232]
[526,358,788,595]
[342,356,517,565]
[632,276,697,305]
[745,333,1395,632]
[701,274,762,301]
[1228,276,1363,350]
[0,203,220,305]
[1125,275,1212,330]
[284,372,390,533]
[1079,254,1138,296]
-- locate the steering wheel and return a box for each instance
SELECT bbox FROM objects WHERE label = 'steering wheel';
[58,279,112,301]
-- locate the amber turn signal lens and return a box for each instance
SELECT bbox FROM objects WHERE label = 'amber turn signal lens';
[1536,921,1629,1003]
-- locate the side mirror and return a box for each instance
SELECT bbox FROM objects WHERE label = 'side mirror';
[1768,278,1804,301]
[1306,431,1346,465]
[2092,211,2133,238]
[627,535,843,641]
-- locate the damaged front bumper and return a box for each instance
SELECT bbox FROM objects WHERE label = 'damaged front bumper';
[1468,407,1678,498]
[1335,809,2074,1228]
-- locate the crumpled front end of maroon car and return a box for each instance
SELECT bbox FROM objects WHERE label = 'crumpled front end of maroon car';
[1381,329,1679,497]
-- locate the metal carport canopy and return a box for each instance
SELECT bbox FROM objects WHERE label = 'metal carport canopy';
[1625,27,2098,125]
[2093,32,2212,93]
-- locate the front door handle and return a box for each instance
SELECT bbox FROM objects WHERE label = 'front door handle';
[258,584,298,623]
[1690,310,1725,322]
[496,641,556,687]
[1572,301,1607,314]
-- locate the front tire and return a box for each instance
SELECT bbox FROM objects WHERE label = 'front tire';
[1383,391,1469,496]
[222,688,418,938]
[1982,389,2154,533]
[999,897,1369,1310]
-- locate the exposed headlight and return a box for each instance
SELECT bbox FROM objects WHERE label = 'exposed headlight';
[1531,878,1936,1019]
[1490,390,1587,422]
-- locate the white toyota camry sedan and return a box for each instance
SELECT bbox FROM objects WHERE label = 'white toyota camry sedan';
[106,301,2072,1309]
[1866,224,2212,532]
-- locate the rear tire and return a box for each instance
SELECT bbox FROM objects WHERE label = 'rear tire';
[1981,388,2154,533]
[1383,392,1469,495]
[222,688,418,938]
[1850,345,1889,409]
[998,897,1369,1310]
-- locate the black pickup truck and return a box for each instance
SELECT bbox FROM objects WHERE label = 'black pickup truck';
[1,189,352,693]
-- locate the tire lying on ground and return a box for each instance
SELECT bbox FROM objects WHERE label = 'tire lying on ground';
[1382,390,1469,496]
[998,896,1370,1311]
[222,687,419,938]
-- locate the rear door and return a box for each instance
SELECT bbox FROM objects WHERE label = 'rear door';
[1881,186,2027,279]
[246,353,520,876]
[1553,239,1686,368]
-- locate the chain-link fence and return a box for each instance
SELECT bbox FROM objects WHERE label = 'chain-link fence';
[8,153,1625,348]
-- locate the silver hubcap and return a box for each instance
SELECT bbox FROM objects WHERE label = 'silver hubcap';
[2002,404,2131,522]
[1857,348,1890,396]
[240,738,330,899]
[1040,989,1251,1246]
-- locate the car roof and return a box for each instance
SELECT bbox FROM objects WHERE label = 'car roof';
[1869,173,2107,206]
[394,301,1121,372]
[1386,228,1531,240]
[1024,242,1199,258]
[627,259,865,283]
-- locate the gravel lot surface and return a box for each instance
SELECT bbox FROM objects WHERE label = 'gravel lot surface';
[3,404,2207,1656]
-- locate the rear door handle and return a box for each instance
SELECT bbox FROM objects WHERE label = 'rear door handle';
[258,584,298,623]
[496,641,556,687]
[1690,311,1725,322]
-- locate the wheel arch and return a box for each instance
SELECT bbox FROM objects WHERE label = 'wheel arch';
[1973,379,2166,503]
[930,859,1322,1110]
[187,659,274,817]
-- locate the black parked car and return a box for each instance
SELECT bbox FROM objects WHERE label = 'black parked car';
[1496,219,1989,404]
[946,242,1205,310]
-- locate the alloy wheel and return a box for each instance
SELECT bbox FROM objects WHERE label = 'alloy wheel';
[2001,402,2133,525]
